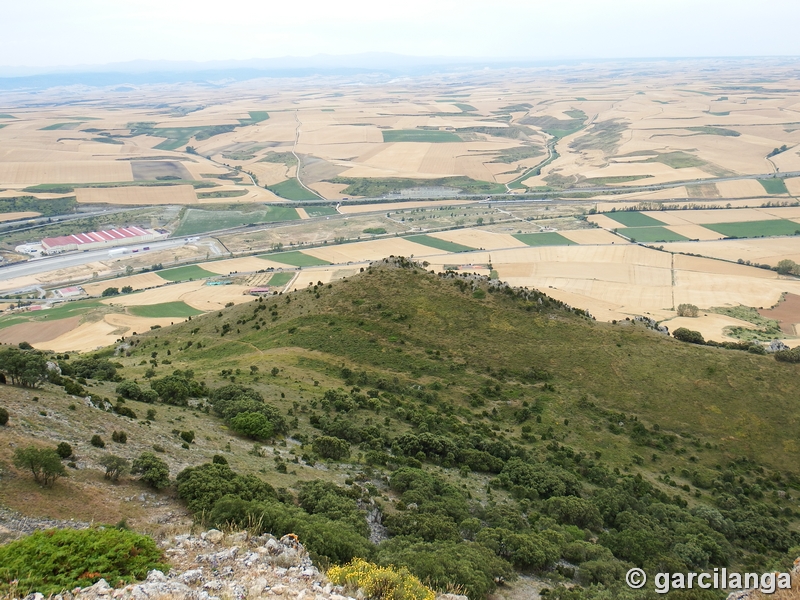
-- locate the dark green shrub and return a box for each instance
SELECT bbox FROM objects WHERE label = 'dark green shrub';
[176,462,275,513]
[111,431,127,444]
[56,442,73,459]
[180,430,195,444]
[229,411,274,440]
[775,347,800,363]
[376,539,514,600]
[673,328,705,344]
[131,452,170,489]
[0,407,8,426]
[115,404,137,419]
[312,435,350,460]
[90,435,105,448]
[0,527,166,596]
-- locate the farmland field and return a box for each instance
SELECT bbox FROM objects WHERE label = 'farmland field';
[128,301,204,318]
[604,211,666,227]
[704,219,800,238]
[261,251,331,267]
[157,265,216,282]
[381,130,462,143]
[267,178,320,200]
[405,234,475,252]
[759,178,789,194]
[174,206,300,236]
[617,226,690,242]
[513,232,577,246]
[268,272,295,287]
[304,206,338,217]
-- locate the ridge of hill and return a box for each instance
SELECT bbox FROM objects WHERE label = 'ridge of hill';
[1,257,800,599]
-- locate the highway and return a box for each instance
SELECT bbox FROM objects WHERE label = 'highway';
[0,237,193,290]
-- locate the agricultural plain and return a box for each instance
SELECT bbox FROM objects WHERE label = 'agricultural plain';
[3,60,800,351]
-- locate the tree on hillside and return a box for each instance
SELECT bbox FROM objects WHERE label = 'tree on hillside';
[131,452,170,489]
[101,287,120,297]
[229,411,274,441]
[100,455,130,482]
[676,304,700,318]
[0,347,48,387]
[313,436,351,460]
[13,446,66,486]
[0,407,9,426]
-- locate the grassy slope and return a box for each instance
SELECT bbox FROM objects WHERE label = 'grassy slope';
[153,265,800,474]
[3,262,800,592]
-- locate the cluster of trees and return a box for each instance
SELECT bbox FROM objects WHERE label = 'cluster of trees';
[209,384,286,440]
[0,347,48,387]
[149,370,207,406]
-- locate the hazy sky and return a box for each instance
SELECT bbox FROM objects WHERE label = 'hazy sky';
[3,0,800,69]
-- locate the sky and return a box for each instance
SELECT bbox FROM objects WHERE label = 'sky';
[3,0,800,71]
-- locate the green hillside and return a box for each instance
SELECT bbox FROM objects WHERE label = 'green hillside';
[2,259,799,598]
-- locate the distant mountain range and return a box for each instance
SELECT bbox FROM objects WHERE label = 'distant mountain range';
[0,53,558,90]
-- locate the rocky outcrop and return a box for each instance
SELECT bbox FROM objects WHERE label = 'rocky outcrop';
[10,529,460,600]
[12,531,350,600]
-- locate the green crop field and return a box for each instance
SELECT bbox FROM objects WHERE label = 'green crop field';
[453,103,477,112]
[128,301,204,318]
[686,126,740,137]
[512,232,576,246]
[267,179,320,201]
[268,272,295,287]
[126,123,237,151]
[0,299,102,329]
[382,130,462,143]
[405,234,475,253]
[759,178,788,194]
[303,206,338,217]
[174,206,299,236]
[617,226,690,242]
[238,111,269,126]
[39,122,84,131]
[331,176,505,197]
[196,190,248,199]
[0,113,15,119]
[704,219,800,238]
[583,175,653,185]
[604,211,666,227]
[261,251,331,267]
[157,265,216,282]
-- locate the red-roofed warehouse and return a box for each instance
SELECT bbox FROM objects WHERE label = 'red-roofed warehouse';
[41,226,163,254]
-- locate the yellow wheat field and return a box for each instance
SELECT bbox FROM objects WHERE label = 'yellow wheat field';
[76,185,197,205]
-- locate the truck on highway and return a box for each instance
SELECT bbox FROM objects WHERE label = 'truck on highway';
[108,247,130,257]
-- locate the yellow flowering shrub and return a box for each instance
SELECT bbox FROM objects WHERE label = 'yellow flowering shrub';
[327,558,435,600]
